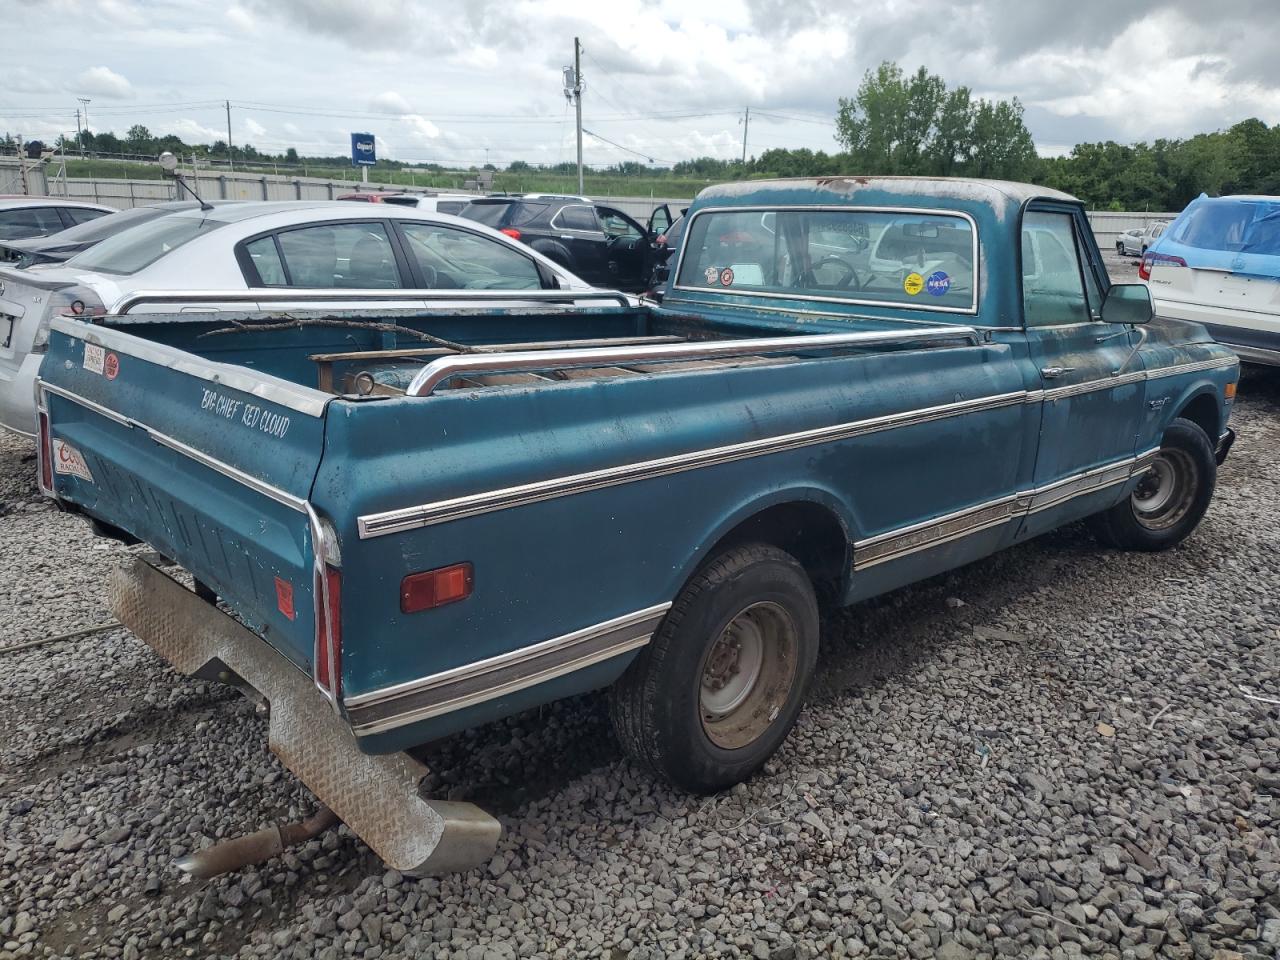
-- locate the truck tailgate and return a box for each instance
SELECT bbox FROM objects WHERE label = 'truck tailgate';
[36,317,331,675]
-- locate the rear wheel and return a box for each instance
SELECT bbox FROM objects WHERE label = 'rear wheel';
[1088,418,1216,551]
[609,543,819,793]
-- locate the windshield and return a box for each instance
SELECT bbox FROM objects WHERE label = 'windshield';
[1167,198,1280,256]
[66,214,228,275]
[37,204,180,247]
[676,208,976,310]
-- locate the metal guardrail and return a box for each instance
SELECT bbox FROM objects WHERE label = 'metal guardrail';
[406,326,979,396]
[110,288,634,314]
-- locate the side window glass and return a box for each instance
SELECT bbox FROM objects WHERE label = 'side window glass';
[244,235,287,286]
[1021,211,1089,327]
[557,205,598,232]
[1073,224,1104,318]
[64,208,107,226]
[276,222,402,288]
[599,210,641,239]
[399,223,542,290]
[0,206,68,240]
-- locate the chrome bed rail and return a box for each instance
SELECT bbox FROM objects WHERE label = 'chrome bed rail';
[406,325,979,397]
[111,288,634,314]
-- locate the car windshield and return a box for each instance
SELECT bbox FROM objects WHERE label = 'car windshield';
[66,214,228,275]
[36,205,179,247]
[676,208,976,310]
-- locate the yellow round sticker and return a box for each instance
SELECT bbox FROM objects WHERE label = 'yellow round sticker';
[903,272,924,296]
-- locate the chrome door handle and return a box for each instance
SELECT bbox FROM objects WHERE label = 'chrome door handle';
[1041,366,1076,378]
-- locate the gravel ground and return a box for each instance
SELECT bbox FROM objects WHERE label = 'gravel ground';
[2,369,1279,960]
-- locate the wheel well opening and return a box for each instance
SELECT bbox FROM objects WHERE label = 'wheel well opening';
[1176,393,1220,442]
[710,502,849,595]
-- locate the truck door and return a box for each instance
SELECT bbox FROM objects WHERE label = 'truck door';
[1018,204,1147,538]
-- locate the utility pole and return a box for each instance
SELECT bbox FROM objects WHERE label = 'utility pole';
[741,106,750,164]
[77,97,91,152]
[563,38,584,194]
[225,100,234,173]
[75,109,83,157]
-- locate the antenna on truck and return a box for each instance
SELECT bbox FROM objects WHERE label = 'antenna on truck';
[158,151,213,212]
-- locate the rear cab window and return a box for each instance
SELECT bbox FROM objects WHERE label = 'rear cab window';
[675,207,977,311]
[65,214,228,274]
[0,206,73,240]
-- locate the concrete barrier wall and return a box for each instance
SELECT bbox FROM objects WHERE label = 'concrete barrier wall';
[1,158,1177,245]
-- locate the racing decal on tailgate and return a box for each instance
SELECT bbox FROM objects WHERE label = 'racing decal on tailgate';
[53,439,94,482]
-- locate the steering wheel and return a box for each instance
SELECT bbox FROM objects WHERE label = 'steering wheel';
[806,255,861,290]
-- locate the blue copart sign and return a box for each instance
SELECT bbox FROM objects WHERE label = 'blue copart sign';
[351,133,376,167]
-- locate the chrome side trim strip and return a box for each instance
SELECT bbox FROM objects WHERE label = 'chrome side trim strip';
[852,447,1162,568]
[112,287,634,312]
[345,602,672,736]
[38,379,308,513]
[358,389,1028,538]
[1144,356,1238,379]
[1043,370,1146,401]
[50,316,332,418]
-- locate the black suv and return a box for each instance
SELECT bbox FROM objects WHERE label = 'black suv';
[461,195,662,292]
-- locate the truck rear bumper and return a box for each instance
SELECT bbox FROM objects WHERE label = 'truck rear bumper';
[109,557,500,875]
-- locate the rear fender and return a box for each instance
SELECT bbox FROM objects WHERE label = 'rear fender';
[664,485,855,600]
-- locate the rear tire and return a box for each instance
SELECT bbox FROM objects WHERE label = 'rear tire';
[609,543,819,794]
[1088,418,1216,551]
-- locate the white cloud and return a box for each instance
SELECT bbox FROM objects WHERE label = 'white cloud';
[226,4,254,31]
[370,91,413,114]
[244,117,268,138]
[75,65,134,99]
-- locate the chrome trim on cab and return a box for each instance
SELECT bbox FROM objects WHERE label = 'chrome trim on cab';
[359,387,1024,538]
[345,602,672,736]
[852,447,1161,568]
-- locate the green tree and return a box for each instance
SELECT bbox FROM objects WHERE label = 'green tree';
[125,124,152,153]
[836,61,1037,179]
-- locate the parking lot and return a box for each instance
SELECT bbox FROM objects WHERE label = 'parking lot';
[2,354,1278,960]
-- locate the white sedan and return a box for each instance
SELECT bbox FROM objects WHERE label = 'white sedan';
[0,201,600,436]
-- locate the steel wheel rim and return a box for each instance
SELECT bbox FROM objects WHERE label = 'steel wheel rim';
[699,601,798,750]
[1132,449,1197,530]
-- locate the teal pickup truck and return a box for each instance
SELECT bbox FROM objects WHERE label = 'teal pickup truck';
[36,178,1238,874]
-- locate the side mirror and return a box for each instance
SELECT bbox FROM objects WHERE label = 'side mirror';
[1102,282,1153,325]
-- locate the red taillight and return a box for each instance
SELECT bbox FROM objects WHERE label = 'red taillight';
[1139,252,1185,281]
[500,228,522,241]
[401,562,473,613]
[315,564,342,696]
[37,411,52,491]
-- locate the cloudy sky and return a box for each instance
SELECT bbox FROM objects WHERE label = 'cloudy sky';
[5,0,1280,168]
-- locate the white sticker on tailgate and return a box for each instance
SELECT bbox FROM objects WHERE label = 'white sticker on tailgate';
[83,342,105,375]
[53,439,94,482]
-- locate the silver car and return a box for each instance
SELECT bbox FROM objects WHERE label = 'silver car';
[0,197,115,241]
[1116,221,1168,257]
[0,201,596,436]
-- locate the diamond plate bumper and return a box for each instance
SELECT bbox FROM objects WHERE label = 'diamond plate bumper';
[109,558,500,875]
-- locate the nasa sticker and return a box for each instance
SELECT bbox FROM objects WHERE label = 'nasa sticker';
[925,271,951,296]
[903,272,924,296]
[720,267,735,286]
[704,266,720,285]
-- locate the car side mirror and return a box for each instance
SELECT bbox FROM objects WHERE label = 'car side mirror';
[1102,282,1153,325]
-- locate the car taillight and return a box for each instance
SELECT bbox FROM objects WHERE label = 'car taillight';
[315,563,342,697]
[401,562,473,613]
[500,228,522,240]
[1139,252,1185,281]
[37,411,53,492]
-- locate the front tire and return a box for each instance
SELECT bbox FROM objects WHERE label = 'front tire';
[1088,418,1216,551]
[609,543,819,793]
